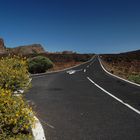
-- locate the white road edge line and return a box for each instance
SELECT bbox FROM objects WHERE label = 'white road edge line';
[20,79,46,140]
[98,56,140,87]
[32,116,46,140]
[87,77,140,115]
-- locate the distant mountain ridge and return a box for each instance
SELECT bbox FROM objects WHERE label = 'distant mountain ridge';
[0,38,46,55]
[7,44,45,55]
[120,49,140,61]
[120,49,140,55]
[101,49,140,62]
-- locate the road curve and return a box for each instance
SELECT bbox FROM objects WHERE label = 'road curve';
[26,56,140,140]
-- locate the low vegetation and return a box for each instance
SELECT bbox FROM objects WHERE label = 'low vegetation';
[28,56,53,74]
[0,56,34,139]
[128,74,140,84]
[0,88,34,139]
[0,56,31,92]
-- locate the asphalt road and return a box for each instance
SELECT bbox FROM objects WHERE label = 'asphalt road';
[26,56,140,140]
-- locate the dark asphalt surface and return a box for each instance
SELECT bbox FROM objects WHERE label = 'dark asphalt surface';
[26,56,140,140]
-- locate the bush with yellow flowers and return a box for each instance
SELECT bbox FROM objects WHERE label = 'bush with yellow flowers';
[0,56,35,139]
[0,88,34,139]
[0,56,31,92]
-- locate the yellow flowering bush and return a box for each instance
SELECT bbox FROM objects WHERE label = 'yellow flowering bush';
[0,56,30,92]
[0,56,35,139]
[0,88,34,139]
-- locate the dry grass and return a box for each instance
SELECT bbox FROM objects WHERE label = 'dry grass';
[101,60,128,79]
[48,61,82,72]
[101,60,140,80]
[101,50,140,80]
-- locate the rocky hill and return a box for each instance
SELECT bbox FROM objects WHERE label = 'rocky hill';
[0,38,46,55]
[0,38,6,53]
[7,44,45,55]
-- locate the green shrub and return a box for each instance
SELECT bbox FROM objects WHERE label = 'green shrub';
[0,88,34,139]
[0,56,30,92]
[128,74,140,84]
[28,56,53,74]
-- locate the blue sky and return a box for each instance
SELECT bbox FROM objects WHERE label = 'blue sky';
[0,0,140,53]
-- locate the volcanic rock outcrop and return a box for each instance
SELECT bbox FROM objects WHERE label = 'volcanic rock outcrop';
[0,38,6,53]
